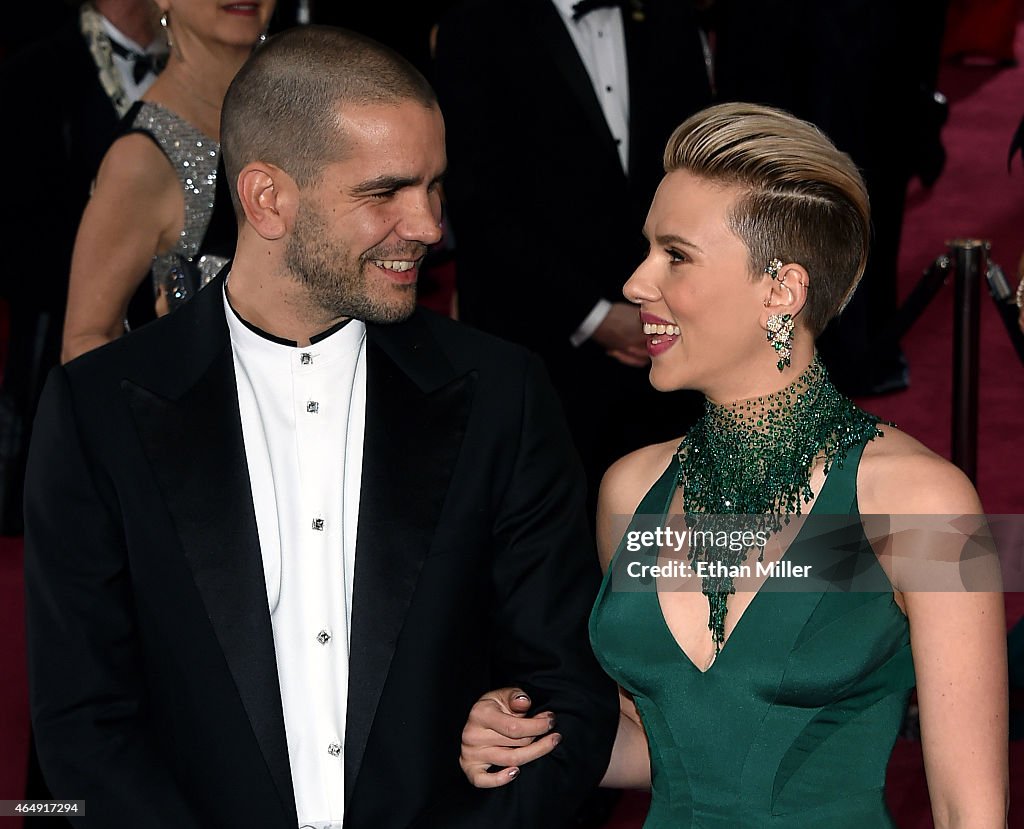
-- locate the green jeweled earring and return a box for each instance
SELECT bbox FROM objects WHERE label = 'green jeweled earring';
[764,258,792,371]
[766,313,794,371]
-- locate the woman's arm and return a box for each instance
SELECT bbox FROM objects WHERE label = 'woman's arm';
[906,588,1008,828]
[62,133,181,362]
[862,433,1008,828]
[599,688,650,789]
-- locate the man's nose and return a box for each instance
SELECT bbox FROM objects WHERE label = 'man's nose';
[397,190,443,246]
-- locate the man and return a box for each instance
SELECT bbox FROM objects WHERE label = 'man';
[25,26,616,828]
[433,0,711,500]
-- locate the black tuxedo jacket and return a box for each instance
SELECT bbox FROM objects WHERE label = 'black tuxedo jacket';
[434,0,711,355]
[24,276,617,828]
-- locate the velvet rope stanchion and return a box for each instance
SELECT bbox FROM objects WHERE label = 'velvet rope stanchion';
[893,239,1005,483]
[948,238,985,482]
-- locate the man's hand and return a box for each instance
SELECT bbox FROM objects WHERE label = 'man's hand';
[591,302,649,368]
[460,688,561,788]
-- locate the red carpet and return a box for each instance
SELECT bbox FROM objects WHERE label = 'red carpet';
[2,13,1023,829]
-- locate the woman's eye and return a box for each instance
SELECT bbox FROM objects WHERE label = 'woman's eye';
[667,249,687,263]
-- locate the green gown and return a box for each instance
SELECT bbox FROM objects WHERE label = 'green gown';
[589,440,916,828]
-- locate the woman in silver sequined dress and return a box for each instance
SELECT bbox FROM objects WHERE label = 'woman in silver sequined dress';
[62,0,275,362]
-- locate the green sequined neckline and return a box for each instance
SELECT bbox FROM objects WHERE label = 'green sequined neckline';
[675,355,882,650]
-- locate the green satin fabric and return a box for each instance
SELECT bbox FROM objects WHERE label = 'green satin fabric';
[590,441,915,828]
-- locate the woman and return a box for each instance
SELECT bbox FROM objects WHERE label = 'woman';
[61,0,274,362]
[460,103,1008,827]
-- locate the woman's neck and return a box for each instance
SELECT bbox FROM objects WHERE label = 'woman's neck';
[702,354,828,436]
[145,42,251,139]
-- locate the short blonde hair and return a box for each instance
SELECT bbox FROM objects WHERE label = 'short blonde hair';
[663,103,870,336]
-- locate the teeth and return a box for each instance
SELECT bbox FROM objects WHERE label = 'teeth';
[643,323,681,336]
[374,260,416,272]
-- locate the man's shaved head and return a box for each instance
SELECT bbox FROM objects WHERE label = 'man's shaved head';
[221,25,438,216]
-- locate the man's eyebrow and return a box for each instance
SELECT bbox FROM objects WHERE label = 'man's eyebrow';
[349,170,447,195]
[350,174,421,195]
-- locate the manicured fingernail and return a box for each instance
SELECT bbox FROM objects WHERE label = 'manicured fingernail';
[513,693,530,702]
[551,734,562,746]
[508,767,520,778]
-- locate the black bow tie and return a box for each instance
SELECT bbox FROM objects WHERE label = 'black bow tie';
[107,38,161,84]
[571,0,624,22]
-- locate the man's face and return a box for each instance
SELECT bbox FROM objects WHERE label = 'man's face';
[285,101,446,324]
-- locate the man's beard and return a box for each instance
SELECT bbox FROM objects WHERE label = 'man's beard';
[284,199,420,324]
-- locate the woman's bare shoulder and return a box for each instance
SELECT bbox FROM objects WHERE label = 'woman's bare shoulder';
[601,439,679,511]
[93,132,177,196]
[596,439,679,570]
[859,423,982,515]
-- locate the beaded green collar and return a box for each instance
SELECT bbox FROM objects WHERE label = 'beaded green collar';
[675,355,882,649]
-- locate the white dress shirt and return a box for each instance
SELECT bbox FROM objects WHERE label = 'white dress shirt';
[225,284,366,829]
[550,0,630,345]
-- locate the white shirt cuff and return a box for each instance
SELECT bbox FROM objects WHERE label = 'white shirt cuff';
[570,299,613,347]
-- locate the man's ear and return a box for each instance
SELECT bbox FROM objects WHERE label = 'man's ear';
[759,263,810,329]
[236,162,299,242]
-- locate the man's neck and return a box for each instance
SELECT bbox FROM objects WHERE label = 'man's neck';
[227,254,347,347]
[93,0,156,48]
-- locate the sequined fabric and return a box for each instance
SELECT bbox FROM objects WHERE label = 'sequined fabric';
[131,102,229,309]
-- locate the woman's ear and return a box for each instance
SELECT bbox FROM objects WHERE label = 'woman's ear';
[236,162,299,242]
[759,262,809,329]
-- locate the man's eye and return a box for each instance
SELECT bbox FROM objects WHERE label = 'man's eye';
[370,191,395,200]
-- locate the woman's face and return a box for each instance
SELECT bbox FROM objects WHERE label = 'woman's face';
[165,0,276,49]
[623,170,769,399]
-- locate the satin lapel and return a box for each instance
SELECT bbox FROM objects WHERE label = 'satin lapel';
[121,287,296,822]
[344,318,476,807]
[532,0,622,162]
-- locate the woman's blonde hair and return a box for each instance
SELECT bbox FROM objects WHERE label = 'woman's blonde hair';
[663,102,870,336]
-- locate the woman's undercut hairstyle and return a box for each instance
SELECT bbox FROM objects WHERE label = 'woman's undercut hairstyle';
[663,102,870,337]
[221,25,437,217]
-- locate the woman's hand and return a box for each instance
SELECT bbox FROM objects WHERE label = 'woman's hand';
[459,688,560,788]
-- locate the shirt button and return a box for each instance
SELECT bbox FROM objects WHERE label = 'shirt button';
[312,518,325,531]
[606,85,613,92]
[328,742,342,757]
[317,629,332,645]
[307,400,319,414]
[300,353,313,365]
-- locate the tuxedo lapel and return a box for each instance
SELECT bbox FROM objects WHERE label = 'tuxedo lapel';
[344,315,476,807]
[121,281,296,822]
[532,0,623,165]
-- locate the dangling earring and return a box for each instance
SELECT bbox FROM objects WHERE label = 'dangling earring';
[766,313,794,372]
[160,12,173,52]
[763,257,792,371]
[258,32,267,45]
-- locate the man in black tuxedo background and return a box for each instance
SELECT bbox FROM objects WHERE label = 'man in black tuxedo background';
[434,0,712,502]
[25,25,616,828]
